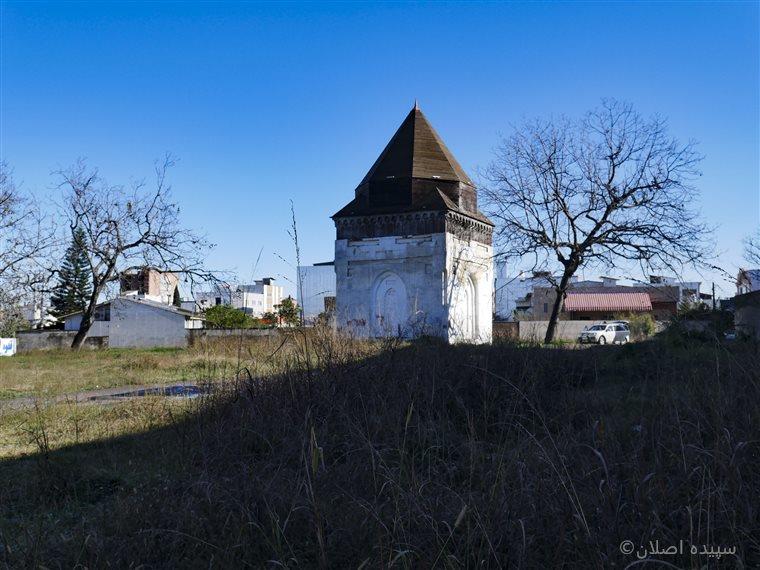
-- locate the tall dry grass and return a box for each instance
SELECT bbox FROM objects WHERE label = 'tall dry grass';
[1,328,758,568]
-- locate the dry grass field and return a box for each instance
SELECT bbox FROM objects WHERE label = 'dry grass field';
[0,330,758,568]
[0,336,288,400]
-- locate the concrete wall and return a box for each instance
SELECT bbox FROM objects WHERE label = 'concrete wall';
[335,231,492,343]
[518,320,593,341]
[186,328,278,346]
[734,290,760,338]
[16,330,108,352]
[108,298,188,348]
[297,265,337,323]
[493,321,519,339]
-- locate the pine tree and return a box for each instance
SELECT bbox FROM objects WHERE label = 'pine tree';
[50,227,93,317]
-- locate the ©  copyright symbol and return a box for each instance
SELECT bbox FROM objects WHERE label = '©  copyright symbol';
[620,540,635,555]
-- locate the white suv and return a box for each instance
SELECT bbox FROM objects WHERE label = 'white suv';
[578,323,630,345]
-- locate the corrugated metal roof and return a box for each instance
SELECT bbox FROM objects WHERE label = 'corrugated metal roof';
[564,292,652,312]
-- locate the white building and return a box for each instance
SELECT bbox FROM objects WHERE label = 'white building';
[63,296,203,348]
[195,278,284,317]
[332,104,493,343]
[237,278,284,316]
[297,262,336,324]
[737,269,760,295]
[21,295,57,329]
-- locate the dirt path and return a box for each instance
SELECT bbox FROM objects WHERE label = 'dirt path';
[0,381,206,412]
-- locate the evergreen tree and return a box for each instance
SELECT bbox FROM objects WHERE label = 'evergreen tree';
[276,296,300,326]
[50,227,93,317]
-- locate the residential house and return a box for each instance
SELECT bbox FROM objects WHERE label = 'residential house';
[520,275,706,321]
[63,296,203,348]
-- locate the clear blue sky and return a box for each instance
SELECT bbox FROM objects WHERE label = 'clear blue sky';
[2,1,758,297]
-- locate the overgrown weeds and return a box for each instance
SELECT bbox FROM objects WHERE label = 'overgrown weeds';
[1,331,758,568]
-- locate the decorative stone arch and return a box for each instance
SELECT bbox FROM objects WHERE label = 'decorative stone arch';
[372,271,408,337]
[450,271,478,341]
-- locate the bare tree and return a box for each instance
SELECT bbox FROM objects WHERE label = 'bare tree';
[56,155,214,349]
[0,162,56,332]
[482,100,712,343]
[744,228,760,266]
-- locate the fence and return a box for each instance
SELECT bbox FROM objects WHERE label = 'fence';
[16,330,108,352]
[186,328,280,346]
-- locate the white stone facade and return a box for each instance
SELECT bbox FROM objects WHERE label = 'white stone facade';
[335,231,492,343]
[332,105,494,343]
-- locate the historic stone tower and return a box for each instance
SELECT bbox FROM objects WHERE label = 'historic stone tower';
[332,104,494,343]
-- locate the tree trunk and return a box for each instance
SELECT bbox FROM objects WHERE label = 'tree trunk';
[71,304,95,350]
[543,267,576,344]
[71,283,104,350]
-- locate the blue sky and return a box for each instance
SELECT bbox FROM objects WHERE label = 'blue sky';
[2,1,758,297]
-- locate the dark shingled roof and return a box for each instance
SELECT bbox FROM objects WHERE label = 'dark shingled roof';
[358,105,474,187]
[333,105,491,226]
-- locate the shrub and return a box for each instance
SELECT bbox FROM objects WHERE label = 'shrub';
[202,304,253,329]
[626,312,656,340]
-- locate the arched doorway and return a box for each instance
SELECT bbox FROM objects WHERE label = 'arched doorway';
[373,272,408,337]
[452,273,477,341]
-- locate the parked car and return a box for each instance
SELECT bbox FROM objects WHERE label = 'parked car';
[578,323,630,345]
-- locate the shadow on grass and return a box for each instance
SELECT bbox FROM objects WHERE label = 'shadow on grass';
[1,335,758,568]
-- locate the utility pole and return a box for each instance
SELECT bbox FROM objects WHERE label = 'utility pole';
[712,282,716,311]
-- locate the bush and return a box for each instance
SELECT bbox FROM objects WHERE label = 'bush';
[202,304,253,329]
[626,312,656,340]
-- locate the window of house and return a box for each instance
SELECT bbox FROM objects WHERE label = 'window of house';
[215,297,222,305]
[543,303,548,313]
[94,305,110,321]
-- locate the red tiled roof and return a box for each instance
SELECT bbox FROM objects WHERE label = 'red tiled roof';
[564,292,652,312]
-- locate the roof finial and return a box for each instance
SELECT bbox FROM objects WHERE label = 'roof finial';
[414,98,419,111]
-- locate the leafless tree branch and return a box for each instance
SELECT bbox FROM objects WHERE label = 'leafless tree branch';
[56,155,216,348]
[481,100,713,343]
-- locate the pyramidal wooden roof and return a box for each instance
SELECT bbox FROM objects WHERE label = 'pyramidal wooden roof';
[358,104,475,188]
[332,105,492,229]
